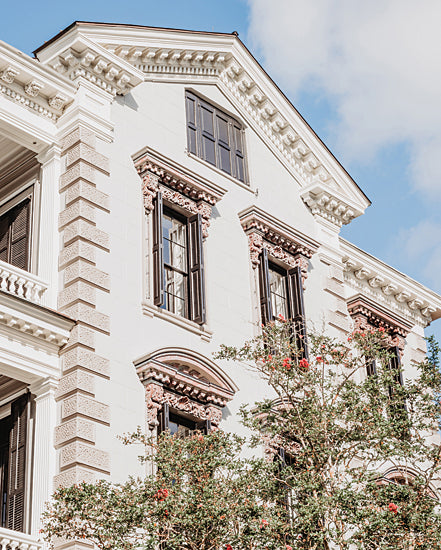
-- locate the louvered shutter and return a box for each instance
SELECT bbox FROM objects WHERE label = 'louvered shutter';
[158,403,170,434]
[258,249,272,325]
[287,266,308,360]
[152,193,164,307]
[215,114,232,175]
[7,393,29,533]
[0,211,10,263]
[389,346,404,386]
[233,124,246,183]
[188,214,206,324]
[10,200,31,271]
[199,100,216,165]
[185,92,198,156]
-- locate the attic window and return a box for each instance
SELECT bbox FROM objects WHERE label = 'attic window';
[185,91,247,184]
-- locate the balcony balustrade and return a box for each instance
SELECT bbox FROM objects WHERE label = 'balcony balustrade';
[0,527,42,550]
[0,261,47,304]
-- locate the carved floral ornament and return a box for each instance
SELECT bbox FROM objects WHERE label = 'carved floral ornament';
[135,351,237,428]
[347,296,413,353]
[238,207,319,281]
[133,150,225,238]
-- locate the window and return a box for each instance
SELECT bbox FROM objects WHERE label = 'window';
[0,393,30,532]
[185,91,247,184]
[158,403,211,437]
[258,248,308,359]
[0,196,32,271]
[152,193,206,324]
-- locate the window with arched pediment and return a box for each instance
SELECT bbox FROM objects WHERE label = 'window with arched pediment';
[134,349,237,435]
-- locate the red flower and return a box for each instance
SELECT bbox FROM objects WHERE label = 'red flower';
[388,503,398,514]
[316,356,323,362]
[299,358,309,370]
[379,327,385,333]
[226,546,233,550]
[260,519,269,528]
[154,488,169,501]
[286,546,293,550]
[282,357,291,370]
[278,314,286,321]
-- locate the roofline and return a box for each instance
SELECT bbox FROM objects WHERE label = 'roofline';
[32,21,370,206]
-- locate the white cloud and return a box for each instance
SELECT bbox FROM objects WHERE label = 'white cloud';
[247,0,441,197]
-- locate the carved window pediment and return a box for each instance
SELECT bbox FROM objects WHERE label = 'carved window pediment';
[133,147,227,238]
[238,205,319,280]
[135,349,236,428]
[347,295,413,351]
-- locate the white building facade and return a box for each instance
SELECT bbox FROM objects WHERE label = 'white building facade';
[0,21,440,548]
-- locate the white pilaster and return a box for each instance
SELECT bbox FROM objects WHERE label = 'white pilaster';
[36,146,62,308]
[29,378,58,536]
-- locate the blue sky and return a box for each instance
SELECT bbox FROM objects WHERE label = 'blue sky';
[2,0,440,342]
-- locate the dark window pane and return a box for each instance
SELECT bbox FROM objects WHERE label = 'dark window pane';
[202,136,216,165]
[234,126,243,154]
[201,105,214,136]
[235,155,245,182]
[188,127,197,155]
[269,267,288,320]
[217,115,230,146]
[218,144,232,175]
[186,95,196,125]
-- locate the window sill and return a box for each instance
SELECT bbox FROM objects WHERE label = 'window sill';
[186,151,256,194]
[142,301,213,342]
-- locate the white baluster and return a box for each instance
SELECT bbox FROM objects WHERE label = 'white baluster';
[8,274,17,295]
[16,277,25,298]
[24,280,34,301]
[0,269,9,292]
[1,538,11,550]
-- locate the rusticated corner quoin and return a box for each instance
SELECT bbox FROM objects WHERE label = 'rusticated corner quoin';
[55,125,111,488]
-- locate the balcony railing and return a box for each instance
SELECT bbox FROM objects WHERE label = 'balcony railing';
[0,261,47,304]
[0,527,42,550]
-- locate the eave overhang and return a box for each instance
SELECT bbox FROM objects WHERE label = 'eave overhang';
[0,41,76,121]
[34,22,370,225]
[341,238,441,328]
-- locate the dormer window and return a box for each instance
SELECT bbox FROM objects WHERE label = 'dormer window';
[185,91,247,184]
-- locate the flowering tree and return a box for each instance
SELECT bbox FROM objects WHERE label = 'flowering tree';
[217,319,441,549]
[42,430,289,550]
[42,321,441,550]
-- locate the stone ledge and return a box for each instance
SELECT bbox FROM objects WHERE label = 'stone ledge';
[60,160,97,190]
[64,259,110,291]
[64,220,110,251]
[58,281,96,309]
[55,417,96,447]
[65,180,110,212]
[61,127,96,152]
[53,465,98,489]
[62,393,110,424]
[63,324,95,351]
[65,143,109,175]
[62,346,110,378]
[55,369,96,399]
[59,239,96,268]
[59,441,110,473]
[61,303,110,334]
[59,199,96,228]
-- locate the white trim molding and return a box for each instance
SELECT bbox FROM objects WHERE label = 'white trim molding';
[341,238,441,328]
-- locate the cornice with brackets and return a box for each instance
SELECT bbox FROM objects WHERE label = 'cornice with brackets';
[35,30,144,97]
[35,23,370,227]
[0,42,76,122]
[340,238,441,328]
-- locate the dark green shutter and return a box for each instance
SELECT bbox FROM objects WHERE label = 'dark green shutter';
[258,249,272,325]
[0,199,31,271]
[188,214,206,325]
[287,266,308,360]
[159,403,169,434]
[7,393,29,532]
[152,193,164,307]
